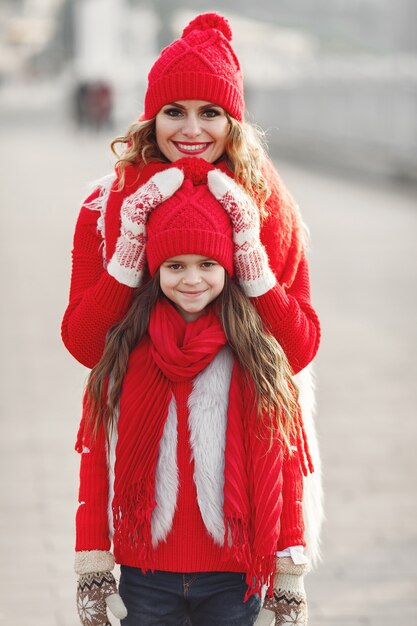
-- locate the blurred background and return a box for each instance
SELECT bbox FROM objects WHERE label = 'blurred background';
[1,0,417,179]
[0,1,416,625]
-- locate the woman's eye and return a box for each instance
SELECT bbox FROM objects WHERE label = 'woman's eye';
[202,109,221,118]
[168,264,182,270]
[201,262,215,268]
[164,108,183,118]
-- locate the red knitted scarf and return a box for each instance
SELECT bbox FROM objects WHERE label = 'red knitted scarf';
[111,297,284,598]
[103,158,304,289]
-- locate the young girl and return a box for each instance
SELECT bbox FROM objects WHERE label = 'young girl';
[74,163,312,626]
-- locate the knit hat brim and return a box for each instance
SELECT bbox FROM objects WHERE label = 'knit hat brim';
[147,228,233,277]
[145,72,244,121]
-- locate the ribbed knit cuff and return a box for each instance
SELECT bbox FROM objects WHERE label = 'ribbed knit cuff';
[75,550,115,575]
[252,282,291,321]
[278,557,311,577]
[274,557,310,595]
[93,271,134,313]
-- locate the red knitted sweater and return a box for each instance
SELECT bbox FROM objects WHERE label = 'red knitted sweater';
[76,365,306,571]
[61,163,320,371]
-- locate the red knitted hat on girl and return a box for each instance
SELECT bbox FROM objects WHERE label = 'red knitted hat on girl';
[144,13,244,121]
[146,158,233,276]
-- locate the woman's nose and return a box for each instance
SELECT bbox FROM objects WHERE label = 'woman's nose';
[181,115,202,138]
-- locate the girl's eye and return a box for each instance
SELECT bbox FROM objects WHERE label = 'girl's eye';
[168,264,182,270]
[201,262,216,268]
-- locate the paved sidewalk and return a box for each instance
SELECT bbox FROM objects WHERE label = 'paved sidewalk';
[1,124,416,625]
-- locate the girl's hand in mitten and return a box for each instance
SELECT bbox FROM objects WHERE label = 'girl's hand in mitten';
[207,169,276,297]
[258,557,310,626]
[77,570,127,626]
[75,550,128,626]
[107,168,184,287]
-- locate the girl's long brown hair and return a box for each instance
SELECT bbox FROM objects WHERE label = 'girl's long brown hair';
[85,274,299,451]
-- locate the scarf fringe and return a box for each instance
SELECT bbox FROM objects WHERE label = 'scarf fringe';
[244,553,277,602]
[112,483,156,561]
[223,515,277,602]
[223,515,251,566]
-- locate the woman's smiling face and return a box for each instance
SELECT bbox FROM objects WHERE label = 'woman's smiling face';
[155,100,230,163]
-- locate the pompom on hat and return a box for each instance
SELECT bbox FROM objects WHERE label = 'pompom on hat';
[143,13,244,121]
[146,157,234,276]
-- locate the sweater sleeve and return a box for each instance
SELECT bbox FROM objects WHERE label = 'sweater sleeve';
[252,254,321,374]
[61,193,134,368]
[75,423,111,552]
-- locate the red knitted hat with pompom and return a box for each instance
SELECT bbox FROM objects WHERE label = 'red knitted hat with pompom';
[144,13,244,121]
[146,157,233,276]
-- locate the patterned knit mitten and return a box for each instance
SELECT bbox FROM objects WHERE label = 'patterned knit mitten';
[257,557,310,626]
[75,550,128,626]
[107,168,184,287]
[207,169,276,297]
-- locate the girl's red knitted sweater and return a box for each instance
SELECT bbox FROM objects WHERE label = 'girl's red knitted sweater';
[75,355,305,573]
[62,162,320,372]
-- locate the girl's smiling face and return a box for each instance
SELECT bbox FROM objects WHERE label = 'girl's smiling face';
[155,100,229,163]
[159,254,226,322]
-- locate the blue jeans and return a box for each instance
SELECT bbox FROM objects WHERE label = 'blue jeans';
[119,567,261,626]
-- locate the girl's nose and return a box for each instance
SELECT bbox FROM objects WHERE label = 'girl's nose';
[182,269,202,284]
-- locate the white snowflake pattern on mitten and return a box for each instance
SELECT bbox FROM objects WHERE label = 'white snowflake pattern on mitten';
[207,170,276,297]
[77,570,127,626]
[75,551,127,626]
[107,168,184,287]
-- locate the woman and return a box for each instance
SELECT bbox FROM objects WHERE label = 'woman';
[63,13,323,626]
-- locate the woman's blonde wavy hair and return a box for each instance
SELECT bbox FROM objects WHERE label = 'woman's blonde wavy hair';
[111,114,271,216]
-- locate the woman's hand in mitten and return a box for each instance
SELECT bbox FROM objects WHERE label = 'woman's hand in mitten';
[75,550,128,626]
[107,168,184,287]
[207,169,276,297]
[259,557,310,626]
